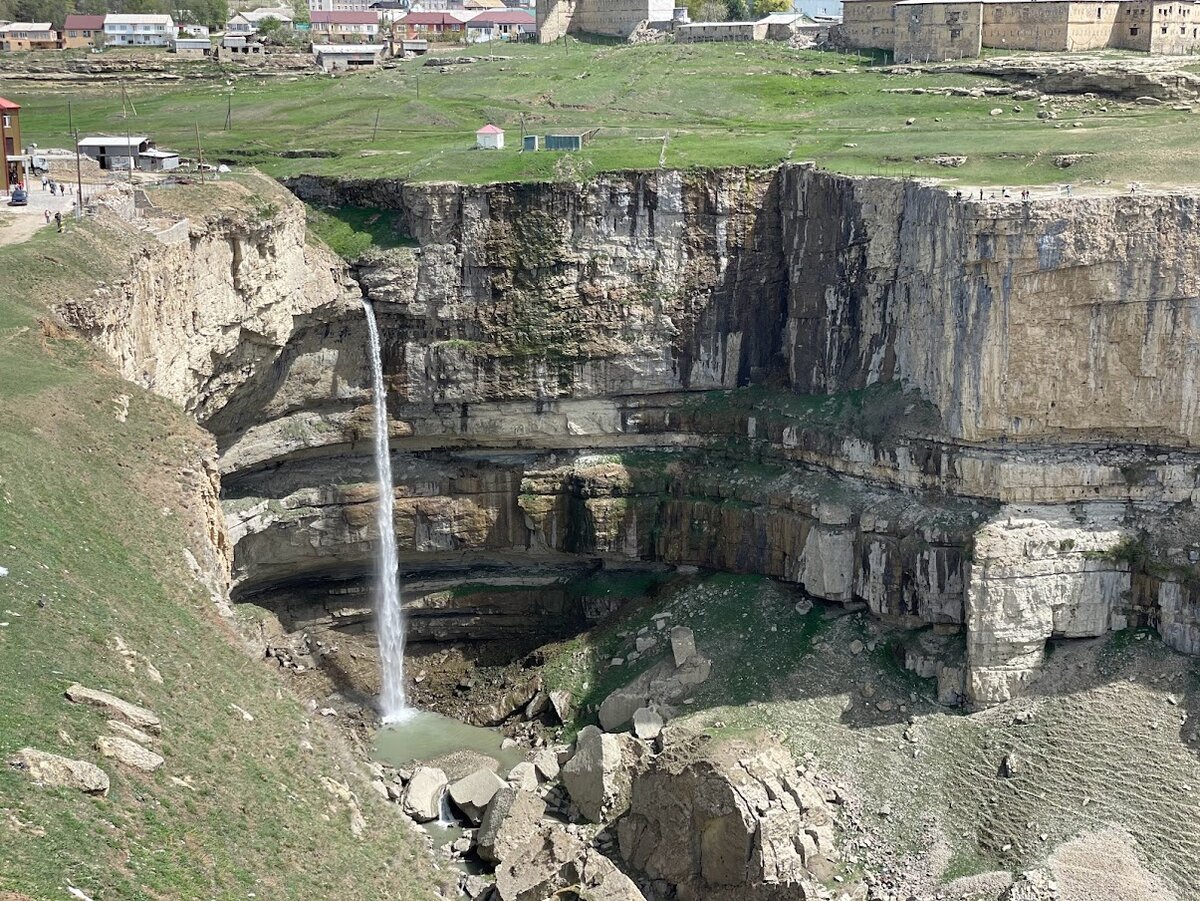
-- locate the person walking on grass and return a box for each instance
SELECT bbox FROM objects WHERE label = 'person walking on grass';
[54,211,63,233]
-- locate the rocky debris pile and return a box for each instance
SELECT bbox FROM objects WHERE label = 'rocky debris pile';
[377,692,847,901]
[618,734,839,900]
[598,626,711,731]
[627,20,671,44]
[9,678,167,796]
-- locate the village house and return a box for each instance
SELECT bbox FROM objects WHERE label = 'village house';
[78,135,151,170]
[180,23,212,37]
[219,34,267,60]
[0,22,59,51]
[226,7,295,34]
[61,14,105,49]
[312,41,385,69]
[171,35,214,56]
[310,10,382,41]
[308,0,376,12]
[840,0,1200,59]
[393,10,473,39]
[1,96,24,194]
[103,13,177,46]
[467,8,536,39]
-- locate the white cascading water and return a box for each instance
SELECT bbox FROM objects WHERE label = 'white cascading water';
[362,299,409,723]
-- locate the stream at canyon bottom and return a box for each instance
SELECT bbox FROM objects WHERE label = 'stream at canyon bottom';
[374,711,528,853]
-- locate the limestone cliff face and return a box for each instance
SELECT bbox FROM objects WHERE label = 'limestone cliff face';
[55,192,352,422]
[63,166,1200,710]
[778,168,1200,447]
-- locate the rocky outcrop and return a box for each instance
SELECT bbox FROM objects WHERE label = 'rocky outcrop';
[65,684,161,733]
[966,504,1132,704]
[617,734,837,900]
[8,748,110,796]
[55,181,351,421]
[494,823,647,901]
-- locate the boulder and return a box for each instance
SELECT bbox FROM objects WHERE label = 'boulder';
[632,707,663,741]
[65,684,160,733]
[106,720,157,746]
[8,748,109,796]
[669,626,697,666]
[618,733,837,899]
[448,767,507,825]
[495,823,646,901]
[532,748,560,782]
[560,725,647,823]
[96,736,164,772]
[402,766,448,823]
[476,786,546,863]
[506,761,539,792]
[548,689,573,724]
[598,654,711,732]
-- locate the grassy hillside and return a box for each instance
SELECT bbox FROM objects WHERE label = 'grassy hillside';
[12,42,1200,185]
[0,220,438,900]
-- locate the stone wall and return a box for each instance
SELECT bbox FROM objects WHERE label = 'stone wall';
[837,0,897,48]
[893,0,983,61]
[676,21,769,41]
[535,0,673,40]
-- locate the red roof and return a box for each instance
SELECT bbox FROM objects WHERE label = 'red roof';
[400,11,465,24]
[477,124,503,134]
[64,14,105,29]
[0,97,20,111]
[310,10,378,23]
[471,9,535,24]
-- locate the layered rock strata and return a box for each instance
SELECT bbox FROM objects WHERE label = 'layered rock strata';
[60,166,1200,707]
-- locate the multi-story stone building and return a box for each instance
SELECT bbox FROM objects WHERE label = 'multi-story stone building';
[536,0,675,42]
[841,0,1200,60]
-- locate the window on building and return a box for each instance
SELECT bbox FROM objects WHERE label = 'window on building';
[1131,24,1139,32]
[950,26,962,36]
[1097,5,1102,15]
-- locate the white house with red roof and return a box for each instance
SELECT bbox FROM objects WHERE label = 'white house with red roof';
[476,124,504,150]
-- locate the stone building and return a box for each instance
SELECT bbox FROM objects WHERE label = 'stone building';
[536,0,675,42]
[675,20,769,40]
[841,0,1200,58]
[893,0,983,60]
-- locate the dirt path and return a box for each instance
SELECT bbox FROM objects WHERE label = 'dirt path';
[0,189,80,248]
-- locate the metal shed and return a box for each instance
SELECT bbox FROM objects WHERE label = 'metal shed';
[544,129,597,151]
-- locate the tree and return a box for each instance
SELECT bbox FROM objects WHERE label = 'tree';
[753,0,791,12]
[695,0,724,18]
[256,14,282,34]
[724,0,748,19]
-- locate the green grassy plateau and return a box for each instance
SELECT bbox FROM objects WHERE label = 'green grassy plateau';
[0,221,437,900]
[12,42,1200,185]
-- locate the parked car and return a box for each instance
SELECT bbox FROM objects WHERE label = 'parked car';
[8,187,28,206]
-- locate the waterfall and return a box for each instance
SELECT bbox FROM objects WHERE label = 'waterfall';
[362,299,409,723]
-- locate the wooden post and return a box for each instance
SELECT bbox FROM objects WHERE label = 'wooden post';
[195,122,204,185]
[74,130,83,218]
[373,107,381,141]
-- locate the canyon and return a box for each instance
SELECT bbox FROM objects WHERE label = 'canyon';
[56,166,1200,714]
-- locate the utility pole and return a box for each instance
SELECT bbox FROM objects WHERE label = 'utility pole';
[224,91,232,130]
[373,107,380,141]
[195,122,204,185]
[67,99,73,136]
[125,124,133,184]
[74,130,84,219]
